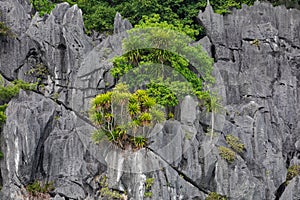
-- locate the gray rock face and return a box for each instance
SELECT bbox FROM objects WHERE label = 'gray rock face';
[197,2,300,199]
[0,90,107,199]
[0,1,300,200]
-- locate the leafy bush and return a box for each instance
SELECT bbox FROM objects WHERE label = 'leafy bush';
[218,146,236,163]
[112,15,214,111]
[287,165,300,181]
[30,0,55,16]
[131,136,147,148]
[26,181,54,196]
[30,0,300,39]
[90,83,165,149]
[206,192,227,200]
[225,134,245,153]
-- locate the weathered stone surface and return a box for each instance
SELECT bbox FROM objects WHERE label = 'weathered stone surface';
[180,95,197,125]
[198,2,300,199]
[0,90,107,199]
[0,1,300,200]
[280,177,300,200]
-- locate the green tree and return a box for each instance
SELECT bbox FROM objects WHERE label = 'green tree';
[112,15,214,112]
[30,0,300,37]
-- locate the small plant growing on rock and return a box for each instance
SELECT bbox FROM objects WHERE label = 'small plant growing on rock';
[144,177,155,198]
[26,181,54,197]
[250,39,260,50]
[131,136,147,148]
[99,175,127,200]
[287,165,300,181]
[218,146,236,163]
[225,134,245,153]
[25,64,49,78]
[0,21,14,37]
[90,83,165,149]
[206,192,227,200]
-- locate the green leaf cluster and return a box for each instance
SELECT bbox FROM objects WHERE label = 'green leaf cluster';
[218,146,236,163]
[225,134,245,153]
[144,177,154,198]
[26,181,55,196]
[30,0,55,16]
[0,78,37,127]
[112,16,214,111]
[0,22,14,37]
[90,83,165,149]
[99,175,127,199]
[30,0,300,38]
[287,165,300,181]
[206,192,227,200]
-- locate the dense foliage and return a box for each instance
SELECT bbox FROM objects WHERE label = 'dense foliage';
[30,0,300,38]
[90,15,216,148]
[112,15,214,113]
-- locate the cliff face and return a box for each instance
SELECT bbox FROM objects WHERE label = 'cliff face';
[0,1,299,199]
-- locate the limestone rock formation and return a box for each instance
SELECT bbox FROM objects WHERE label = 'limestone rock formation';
[0,0,299,199]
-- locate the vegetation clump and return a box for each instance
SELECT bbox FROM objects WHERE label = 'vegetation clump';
[111,15,214,112]
[91,16,216,149]
[206,192,227,200]
[0,22,14,37]
[144,177,155,198]
[26,181,54,197]
[0,78,38,127]
[90,83,165,149]
[99,175,127,200]
[218,146,236,163]
[225,134,245,153]
[30,0,55,16]
[29,1,300,38]
[286,165,300,181]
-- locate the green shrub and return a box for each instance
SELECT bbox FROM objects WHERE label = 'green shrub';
[30,0,55,16]
[90,83,165,148]
[131,136,147,148]
[145,177,155,189]
[218,146,236,163]
[26,181,54,196]
[111,15,214,111]
[0,22,14,37]
[287,165,300,181]
[144,191,153,198]
[225,135,245,153]
[206,192,227,200]
[99,175,127,199]
[144,177,154,198]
